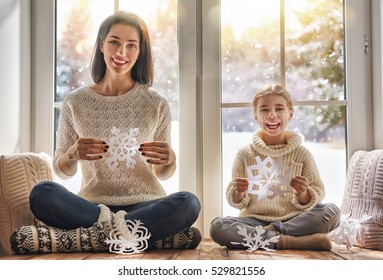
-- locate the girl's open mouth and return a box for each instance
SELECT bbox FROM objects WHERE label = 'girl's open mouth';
[266,123,280,130]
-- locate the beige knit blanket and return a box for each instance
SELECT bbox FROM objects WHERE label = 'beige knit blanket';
[340,150,383,250]
[0,153,52,254]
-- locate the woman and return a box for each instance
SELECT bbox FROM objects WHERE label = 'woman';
[11,11,201,254]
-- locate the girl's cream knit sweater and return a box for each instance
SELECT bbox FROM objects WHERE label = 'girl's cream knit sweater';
[227,130,325,222]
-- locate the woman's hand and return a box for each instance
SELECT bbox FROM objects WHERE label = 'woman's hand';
[139,141,176,166]
[139,141,176,180]
[290,176,311,205]
[67,138,108,161]
[60,138,108,175]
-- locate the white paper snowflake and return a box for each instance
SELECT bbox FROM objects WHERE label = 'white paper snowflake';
[247,156,292,201]
[105,219,151,254]
[105,127,140,171]
[328,213,372,249]
[231,225,280,252]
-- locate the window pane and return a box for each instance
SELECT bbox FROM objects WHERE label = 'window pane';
[290,105,346,207]
[56,0,113,102]
[119,0,179,194]
[222,106,346,216]
[221,0,280,103]
[222,107,254,217]
[119,0,179,117]
[221,0,346,216]
[55,0,179,194]
[285,0,345,101]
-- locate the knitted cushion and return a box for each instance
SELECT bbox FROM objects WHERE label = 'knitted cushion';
[0,152,52,254]
[340,150,383,250]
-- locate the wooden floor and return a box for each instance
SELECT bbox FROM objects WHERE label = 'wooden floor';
[1,238,383,260]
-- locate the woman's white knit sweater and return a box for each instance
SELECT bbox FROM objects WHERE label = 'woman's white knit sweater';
[53,83,170,206]
[227,129,325,222]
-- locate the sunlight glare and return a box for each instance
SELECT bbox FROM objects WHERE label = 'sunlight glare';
[221,0,310,39]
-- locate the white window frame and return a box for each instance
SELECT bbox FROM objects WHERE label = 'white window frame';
[32,0,375,237]
[198,0,375,236]
[372,0,383,148]
[31,0,55,154]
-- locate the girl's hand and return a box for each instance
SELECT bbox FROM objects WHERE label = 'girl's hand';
[232,177,249,203]
[290,176,311,205]
[67,137,108,161]
[232,177,249,194]
[139,141,176,166]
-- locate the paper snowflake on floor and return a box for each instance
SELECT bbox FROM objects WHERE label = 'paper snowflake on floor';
[247,156,293,201]
[328,213,372,249]
[231,225,280,252]
[105,127,140,171]
[106,219,151,254]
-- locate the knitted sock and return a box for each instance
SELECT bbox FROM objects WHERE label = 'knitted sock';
[10,220,110,254]
[10,204,126,254]
[151,227,202,249]
[277,233,332,251]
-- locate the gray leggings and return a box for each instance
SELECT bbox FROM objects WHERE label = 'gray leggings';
[210,203,340,249]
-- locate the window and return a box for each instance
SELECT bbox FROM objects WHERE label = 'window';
[200,0,372,234]
[33,0,373,236]
[221,0,346,216]
[54,0,179,194]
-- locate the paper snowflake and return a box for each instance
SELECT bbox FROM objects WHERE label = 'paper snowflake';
[106,219,151,254]
[247,156,292,201]
[105,127,140,171]
[328,213,372,249]
[231,225,280,252]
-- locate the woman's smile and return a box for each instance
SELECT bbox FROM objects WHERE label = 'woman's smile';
[112,56,128,67]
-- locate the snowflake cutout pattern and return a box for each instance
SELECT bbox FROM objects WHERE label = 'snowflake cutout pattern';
[247,156,292,201]
[327,213,372,249]
[105,127,140,171]
[105,219,151,254]
[231,225,280,252]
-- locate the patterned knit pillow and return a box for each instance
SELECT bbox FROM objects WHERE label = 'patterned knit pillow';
[0,152,52,254]
[340,150,383,250]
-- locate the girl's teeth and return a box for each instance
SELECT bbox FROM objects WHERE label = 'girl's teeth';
[268,124,278,129]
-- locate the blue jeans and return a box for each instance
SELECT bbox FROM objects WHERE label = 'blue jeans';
[29,181,201,242]
[210,203,340,249]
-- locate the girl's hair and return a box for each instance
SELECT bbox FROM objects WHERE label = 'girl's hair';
[90,11,153,86]
[252,84,293,111]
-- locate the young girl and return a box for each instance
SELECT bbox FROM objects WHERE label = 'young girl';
[210,84,340,250]
[11,11,201,254]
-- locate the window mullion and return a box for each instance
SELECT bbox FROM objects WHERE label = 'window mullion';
[221,100,348,108]
[201,0,222,237]
[345,0,373,157]
[178,0,203,232]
